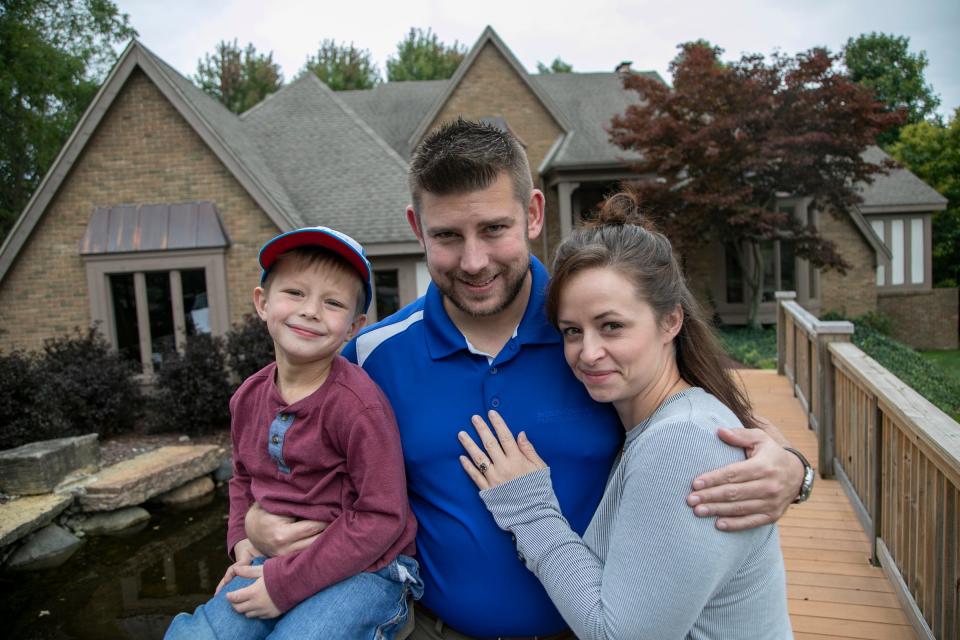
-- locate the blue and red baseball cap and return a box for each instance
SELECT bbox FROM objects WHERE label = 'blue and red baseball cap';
[258,226,373,313]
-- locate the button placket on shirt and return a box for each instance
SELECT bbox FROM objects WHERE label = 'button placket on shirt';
[267,412,294,473]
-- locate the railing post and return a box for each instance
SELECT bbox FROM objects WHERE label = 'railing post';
[814,321,854,477]
[775,291,797,376]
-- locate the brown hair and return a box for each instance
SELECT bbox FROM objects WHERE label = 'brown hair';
[263,247,366,317]
[546,189,756,427]
[408,118,533,214]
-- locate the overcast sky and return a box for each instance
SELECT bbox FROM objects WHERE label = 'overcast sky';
[115,0,959,118]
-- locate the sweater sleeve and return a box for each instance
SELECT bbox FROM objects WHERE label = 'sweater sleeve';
[226,393,255,560]
[261,405,412,612]
[481,421,756,640]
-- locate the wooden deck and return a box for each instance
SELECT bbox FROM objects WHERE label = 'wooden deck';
[738,369,918,640]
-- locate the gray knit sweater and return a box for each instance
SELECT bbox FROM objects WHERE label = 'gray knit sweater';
[481,388,793,639]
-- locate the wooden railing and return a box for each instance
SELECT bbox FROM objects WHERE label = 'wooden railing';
[777,292,960,640]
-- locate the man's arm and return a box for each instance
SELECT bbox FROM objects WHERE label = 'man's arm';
[244,504,326,557]
[686,418,805,531]
[258,405,412,613]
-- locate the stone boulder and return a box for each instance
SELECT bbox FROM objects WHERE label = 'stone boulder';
[79,445,223,512]
[65,506,151,536]
[155,476,215,505]
[6,523,83,571]
[0,434,99,495]
[0,493,73,548]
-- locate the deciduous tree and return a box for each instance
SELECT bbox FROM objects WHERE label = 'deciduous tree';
[843,32,940,146]
[302,39,379,91]
[194,40,283,113]
[888,109,960,286]
[386,28,465,82]
[610,42,901,327]
[0,0,135,241]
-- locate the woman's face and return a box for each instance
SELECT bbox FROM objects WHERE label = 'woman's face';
[556,266,679,412]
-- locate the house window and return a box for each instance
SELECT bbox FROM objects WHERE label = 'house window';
[870,215,929,289]
[79,202,230,375]
[726,239,797,304]
[761,240,796,302]
[107,268,212,370]
[374,269,400,320]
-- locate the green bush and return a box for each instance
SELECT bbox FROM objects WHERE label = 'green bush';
[0,328,141,450]
[0,350,70,450]
[37,328,142,438]
[716,325,777,369]
[149,333,231,435]
[224,313,274,383]
[822,312,960,421]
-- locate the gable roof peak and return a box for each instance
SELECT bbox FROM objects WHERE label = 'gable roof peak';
[406,26,572,147]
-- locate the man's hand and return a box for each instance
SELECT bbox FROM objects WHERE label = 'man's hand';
[244,502,327,557]
[226,564,281,619]
[215,538,263,594]
[686,425,804,531]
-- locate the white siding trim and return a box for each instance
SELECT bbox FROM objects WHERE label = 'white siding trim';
[871,220,885,286]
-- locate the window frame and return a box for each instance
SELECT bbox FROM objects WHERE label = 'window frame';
[868,214,932,291]
[83,248,230,374]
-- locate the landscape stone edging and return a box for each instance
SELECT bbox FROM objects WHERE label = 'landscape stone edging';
[78,445,225,512]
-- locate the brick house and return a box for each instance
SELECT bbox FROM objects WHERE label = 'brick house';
[0,26,954,374]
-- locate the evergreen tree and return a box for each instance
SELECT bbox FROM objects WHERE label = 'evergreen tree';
[194,40,283,113]
[386,28,465,82]
[302,39,379,91]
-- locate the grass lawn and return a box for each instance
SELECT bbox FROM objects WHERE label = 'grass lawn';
[920,349,960,384]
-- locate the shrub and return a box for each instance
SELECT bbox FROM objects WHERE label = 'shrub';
[37,327,142,439]
[149,333,231,435]
[821,311,960,421]
[224,313,274,383]
[0,350,70,450]
[716,325,777,369]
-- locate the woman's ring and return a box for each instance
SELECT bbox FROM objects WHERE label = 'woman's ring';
[478,460,489,474]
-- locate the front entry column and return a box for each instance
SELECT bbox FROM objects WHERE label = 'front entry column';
[557,181,580,240]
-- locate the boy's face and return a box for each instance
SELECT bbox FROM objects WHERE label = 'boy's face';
[254,257,366,368]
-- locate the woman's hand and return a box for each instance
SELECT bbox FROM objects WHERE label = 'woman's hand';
[458,410,547,490]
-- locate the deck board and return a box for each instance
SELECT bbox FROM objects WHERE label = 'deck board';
[737,369,920,639]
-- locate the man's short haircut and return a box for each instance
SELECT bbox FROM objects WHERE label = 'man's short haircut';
[408,118,534,214]
[262,247,366,318]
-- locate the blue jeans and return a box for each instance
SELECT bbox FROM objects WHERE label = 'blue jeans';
[164,555,423,640]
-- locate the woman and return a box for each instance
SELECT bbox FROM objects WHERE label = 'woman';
[457,191,792,639]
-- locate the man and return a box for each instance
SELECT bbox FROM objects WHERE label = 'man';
[245,119,810,639]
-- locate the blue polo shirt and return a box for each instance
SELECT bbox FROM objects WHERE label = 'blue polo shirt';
[342,257,621,637]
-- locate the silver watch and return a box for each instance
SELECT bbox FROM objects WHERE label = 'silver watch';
[785,447,814,503]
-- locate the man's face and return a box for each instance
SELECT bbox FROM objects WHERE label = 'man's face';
[407,172,544,318]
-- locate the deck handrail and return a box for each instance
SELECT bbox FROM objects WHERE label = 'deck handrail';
[775,291,959,640]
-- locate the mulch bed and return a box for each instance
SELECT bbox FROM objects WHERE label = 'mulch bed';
[98,430,231,467]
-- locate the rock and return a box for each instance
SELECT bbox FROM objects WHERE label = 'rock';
[65,506,151,536]
[0,494,73,548]
[213,458,233,483]
[79,445,224,512]
[6,524,82,571]
[0,434,99,495]
[178,435,190,443]
[155,476,214,505]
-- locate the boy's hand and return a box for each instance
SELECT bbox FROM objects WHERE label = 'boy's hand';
[215,538,263,594]
[244,502,326,556]
[686,421,804,531]
[226,564,282,619]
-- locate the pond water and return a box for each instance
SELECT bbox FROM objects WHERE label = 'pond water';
[1,491,231,639]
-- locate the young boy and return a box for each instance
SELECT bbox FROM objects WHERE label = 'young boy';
[165,226,421,640]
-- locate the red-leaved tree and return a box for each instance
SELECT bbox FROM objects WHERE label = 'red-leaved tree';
[609,42,902,327]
